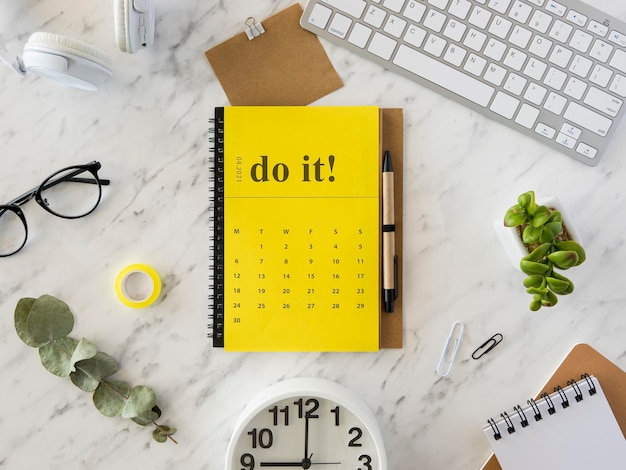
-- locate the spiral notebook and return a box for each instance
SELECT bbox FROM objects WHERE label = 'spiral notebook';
[208,106,404,351]
[482,347,626,470]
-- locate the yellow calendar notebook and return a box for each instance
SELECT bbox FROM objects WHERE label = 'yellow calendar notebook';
[210,106,381,351]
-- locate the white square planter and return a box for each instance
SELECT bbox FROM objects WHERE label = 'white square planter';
[494,196,582,271]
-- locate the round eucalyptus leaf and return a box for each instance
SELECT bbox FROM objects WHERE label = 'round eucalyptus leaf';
[132,406,160,426]
[71,352,119,392]
[26,295,74,345]
[121,385,157,419]
[14,297,43,348]
[152,429,168,443]
[93,380,131,417]
[39,337,98,378]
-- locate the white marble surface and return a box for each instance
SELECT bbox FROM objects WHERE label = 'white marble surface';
[1,0,626,469]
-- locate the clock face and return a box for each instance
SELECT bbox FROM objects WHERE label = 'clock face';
[225,378,387,470]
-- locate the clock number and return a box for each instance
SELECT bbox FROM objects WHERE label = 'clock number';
[240,453,255,469]
[247,428,273,449]
[269,405,289,426]
[294,398,320,419]
[330,406,340,426]
[348,427,363,447]
[358,454,373,470]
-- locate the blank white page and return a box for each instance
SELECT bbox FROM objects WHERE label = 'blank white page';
[482,376,626,470]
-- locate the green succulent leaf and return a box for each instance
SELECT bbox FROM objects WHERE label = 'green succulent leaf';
[523,243,551,262]
[538,222,563,243]
[25,295,74,347]
[546,276,571,294]
[14,297,41,348]
[531,206,551,227]
[530,298,542,311]
[548,250,579,269]
[70,352,119,392]
[93,380,131,417]
[520,260,550,275]
[551,272,575,294]
[522,225,542,244]
[556,241,586,265]
[518,191,535,212]
[548,210,562,223]
[523,275,544,288]
[504,206,527,227]
[39,337,97,377]
[541,290,558,307]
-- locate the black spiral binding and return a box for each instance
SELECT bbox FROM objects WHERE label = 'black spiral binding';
[208,107,225,347]
[486,374,598,440]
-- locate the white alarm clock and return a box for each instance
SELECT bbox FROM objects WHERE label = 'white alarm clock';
[225,377,388,470]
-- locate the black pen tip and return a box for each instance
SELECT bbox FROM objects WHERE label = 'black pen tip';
[383,151,392,172]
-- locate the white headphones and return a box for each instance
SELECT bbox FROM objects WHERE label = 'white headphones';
[0,0,155,91]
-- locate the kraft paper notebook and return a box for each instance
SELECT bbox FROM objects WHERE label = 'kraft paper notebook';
[209,106,403,351]
[481,344,626,470]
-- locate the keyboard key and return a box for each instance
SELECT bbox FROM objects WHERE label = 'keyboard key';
[384,0,406,13]
[609,30,626,48]
[468,6,492,30]
[544,92,567,114]
[609,74,626,98]
[504,48,527,71]
[564,77,587,100]
[545,1,566,17]
[368,32,397,59]
[569,30,593,53]
[576,142,597,159]
[584,87,623,117]
[488,0,511,15]
[424,9,447,32]
[489,16,512,39]
[464,53,488,76]
[384,15,407,37]
[464,28,487,51]
[404,25,427,47]
[349,22,373,47]
[510,25,532,48]
[544,67,567,90]
[365,5,386,27]
[429,0,450,9]
[529,10,552,34]
[566,10,587,27]
[393,45,495,106]
[504,73,527,95]
[424,34,447,57]
[563,102,612,136]
[515,103,540,128]
[321,0,367,18]
[561,123,582,139]
[587,20,608,37]
[556,133,576,149]
[589,40,613,63]
[549,20,573,43]
[448,0,472,20]
[491,91,520,119]
[609,50,626,74]
[589,64,613,88]
[444,44,467,66]
[549,45,573,68]
[535,122,556,139]
[529,35,553,58]
[524,82,548,105]
[443,19,467,42]
[524,57,548,81]
[307,4,333,29]
[403,1,426,23]
[329,13,353,38]
[509,1,532,24]
[484,38,507,61]
[484,63,507,86]
[569,55,593,77]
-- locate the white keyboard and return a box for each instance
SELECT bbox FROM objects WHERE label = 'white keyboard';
[300,0,626,166]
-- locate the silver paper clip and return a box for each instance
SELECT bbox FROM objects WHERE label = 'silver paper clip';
[245,17,265,40]
[471,333,503,360]
[436,321,465,377]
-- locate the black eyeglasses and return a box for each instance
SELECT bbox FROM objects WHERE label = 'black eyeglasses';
[0,161,110,257]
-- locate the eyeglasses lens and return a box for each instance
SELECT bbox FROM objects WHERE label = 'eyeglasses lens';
[0,208,26,256]
[41,167,101,218]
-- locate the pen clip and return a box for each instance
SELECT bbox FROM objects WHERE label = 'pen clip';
[436,321,465,377]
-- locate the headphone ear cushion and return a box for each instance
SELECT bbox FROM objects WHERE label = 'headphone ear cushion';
[26,32,112,70]
[113,0,131,53]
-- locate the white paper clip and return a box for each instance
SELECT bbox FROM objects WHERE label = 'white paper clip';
[245,17,265,40]
[436,321,465,377]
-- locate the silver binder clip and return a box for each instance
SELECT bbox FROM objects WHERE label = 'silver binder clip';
[244,17,265,40]
[436,321,465,377]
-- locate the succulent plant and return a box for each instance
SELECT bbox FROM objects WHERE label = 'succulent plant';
[504,191,586,311]
[14,294,177,444]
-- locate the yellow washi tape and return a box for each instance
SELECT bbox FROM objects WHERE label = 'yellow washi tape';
[114,264,162,308]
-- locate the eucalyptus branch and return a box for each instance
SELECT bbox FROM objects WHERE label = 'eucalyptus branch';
[14,294,177,444]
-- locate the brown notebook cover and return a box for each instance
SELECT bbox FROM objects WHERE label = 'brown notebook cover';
[379,108,403,349]
[481,343,626,469]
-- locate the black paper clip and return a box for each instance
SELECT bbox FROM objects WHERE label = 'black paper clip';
[471,333,503,360]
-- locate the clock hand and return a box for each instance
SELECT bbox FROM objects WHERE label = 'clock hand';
[304,413,310,461]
